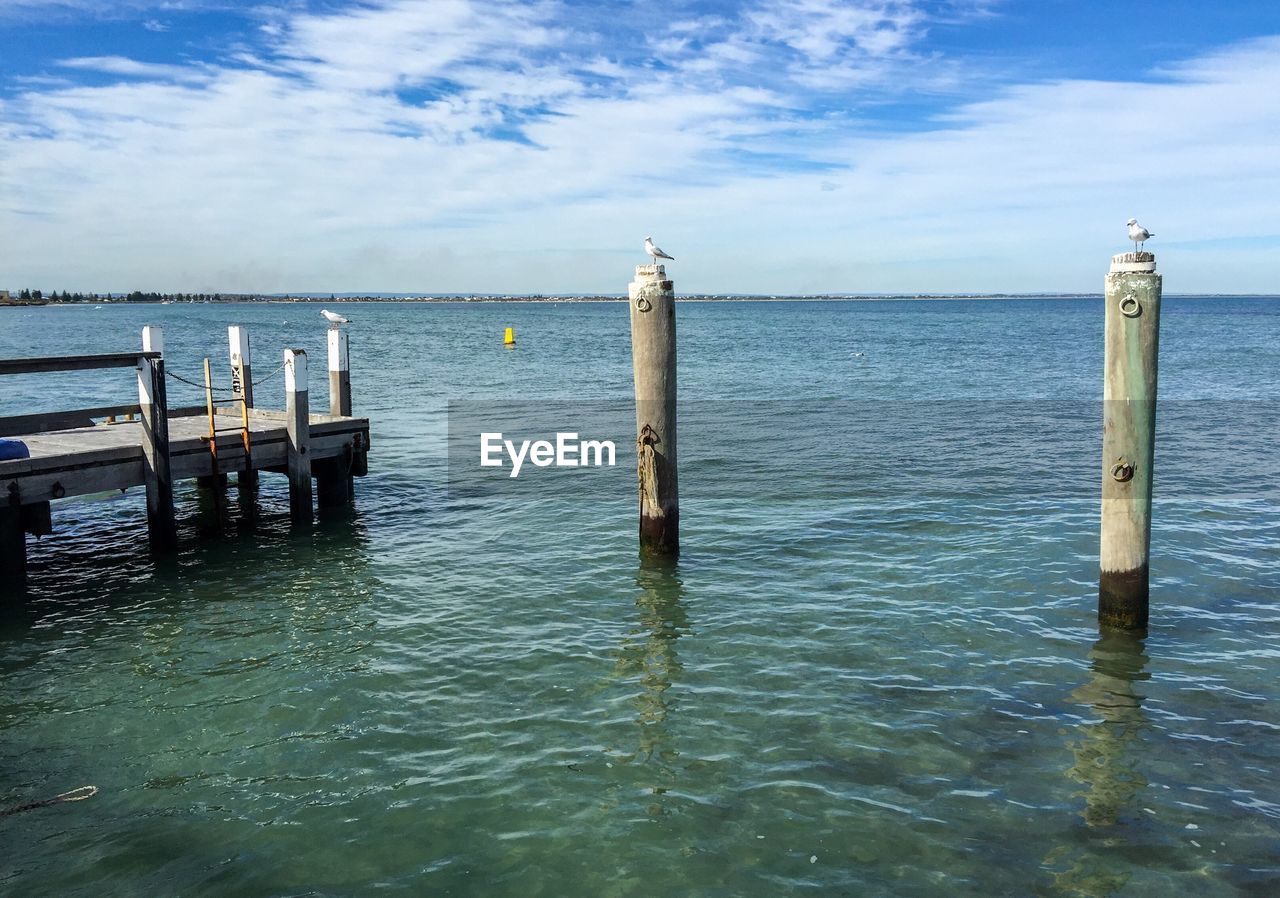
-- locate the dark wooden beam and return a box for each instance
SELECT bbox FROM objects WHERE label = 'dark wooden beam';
[0,404,142,438]
[0,352,160,376]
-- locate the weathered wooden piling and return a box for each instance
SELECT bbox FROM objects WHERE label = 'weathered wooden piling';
[0,504,24,578]
[1100,251,1161,629]
[628,264,679,555]
[314,458,351,510]
[228,325,258,494]
[138,326,177,552]
[0,477,52,580]
[284,348,312,523]
[317,328,354,509]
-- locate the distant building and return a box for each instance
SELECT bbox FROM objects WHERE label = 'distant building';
[0,290,11,302]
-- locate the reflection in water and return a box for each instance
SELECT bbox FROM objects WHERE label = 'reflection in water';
[1,493,375,628]
[193,474,230,537]
[1066,630,1150,828]
[1045,630,1151,896]
[613,557,689,765]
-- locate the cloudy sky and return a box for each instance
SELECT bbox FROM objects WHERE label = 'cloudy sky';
[2,0,1279,294]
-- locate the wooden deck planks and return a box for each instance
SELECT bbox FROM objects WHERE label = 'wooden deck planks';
[0,409,368,505]
[1,330,368,576]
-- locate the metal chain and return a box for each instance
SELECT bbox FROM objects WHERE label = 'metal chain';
[165,359,286,394]
[164,368,235,395]
[251,360,287,387]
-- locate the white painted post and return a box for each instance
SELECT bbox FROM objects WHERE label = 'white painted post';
[316,328,354,510]
[228,325,254,409]
[1100,251,1161,629]
[327,328,351,417]
[628,263,679,556]
[138,326,176,551]
[228,325,257,492]
[284,348,312,524]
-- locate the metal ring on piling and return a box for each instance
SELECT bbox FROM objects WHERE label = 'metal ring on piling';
[1119,296,1142,318]
[635,296,652,313]
[1110,460,1135,482]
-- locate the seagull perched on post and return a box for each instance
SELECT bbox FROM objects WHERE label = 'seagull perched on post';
[644,236,675,266]
[320,309,350,328]
[1126,218,1153,252]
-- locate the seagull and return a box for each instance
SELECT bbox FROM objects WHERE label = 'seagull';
[320,309,350,327]
[644,236,675,266]
[1126,218,1153,252]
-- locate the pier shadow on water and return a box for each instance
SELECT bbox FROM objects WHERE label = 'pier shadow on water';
[1043,629,1152,896]
[0,478,373,627]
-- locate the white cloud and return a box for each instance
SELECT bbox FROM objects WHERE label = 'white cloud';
[1,2,1278,294]
[749,0,922,61]
[645,0,941,95]
[57,55,212,82]
[0,0,221,21]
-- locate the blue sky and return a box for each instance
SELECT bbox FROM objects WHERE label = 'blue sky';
[3,0,1280,294]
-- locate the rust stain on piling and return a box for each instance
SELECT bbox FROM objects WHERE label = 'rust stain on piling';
[637,423,660,510]
[636,422,678,555]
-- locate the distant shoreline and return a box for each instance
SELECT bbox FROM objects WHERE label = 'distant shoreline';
[7,293,1277,307]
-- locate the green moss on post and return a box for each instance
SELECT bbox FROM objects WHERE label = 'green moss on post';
[1099,252,1161,629]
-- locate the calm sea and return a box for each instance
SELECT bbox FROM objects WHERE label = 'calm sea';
[1,297,1278,896]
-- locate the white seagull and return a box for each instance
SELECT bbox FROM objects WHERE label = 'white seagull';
[1126,218,1153,251]
[644,236,675,266]
[320,309,350,327]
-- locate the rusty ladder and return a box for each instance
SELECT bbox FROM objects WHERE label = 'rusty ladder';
[201,357,252,475]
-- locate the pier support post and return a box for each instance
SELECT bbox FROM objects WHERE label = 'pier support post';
[139,326,177,553]
[0,504,25,580]
[328,328,351,417]
[1100,251,1161,629]
[21,502,52,537]
[318,328,355,510]
[315,458,353,510]
[229,325,258,494]
[628,264,679,556]
[284,349,312,525]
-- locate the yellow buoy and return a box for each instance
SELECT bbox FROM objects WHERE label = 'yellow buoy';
[504,326,516,347]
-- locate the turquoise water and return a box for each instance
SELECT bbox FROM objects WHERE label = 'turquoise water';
[2,298,1279,895]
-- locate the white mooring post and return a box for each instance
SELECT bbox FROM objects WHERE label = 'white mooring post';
[284,348,312,524]
[138,326,176,552]
[228,325,254,409]
[1100,250,1161,629]
[228,325,257,493]
[317,328,354,510]
[327,328,351,417]
[628,263,679,556]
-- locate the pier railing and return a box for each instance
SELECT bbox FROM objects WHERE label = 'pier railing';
[1,325,368,582]
[0,352,164,438]
[0,334,178,552]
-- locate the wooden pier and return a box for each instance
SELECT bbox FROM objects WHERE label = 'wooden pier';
[0,326,369,580]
